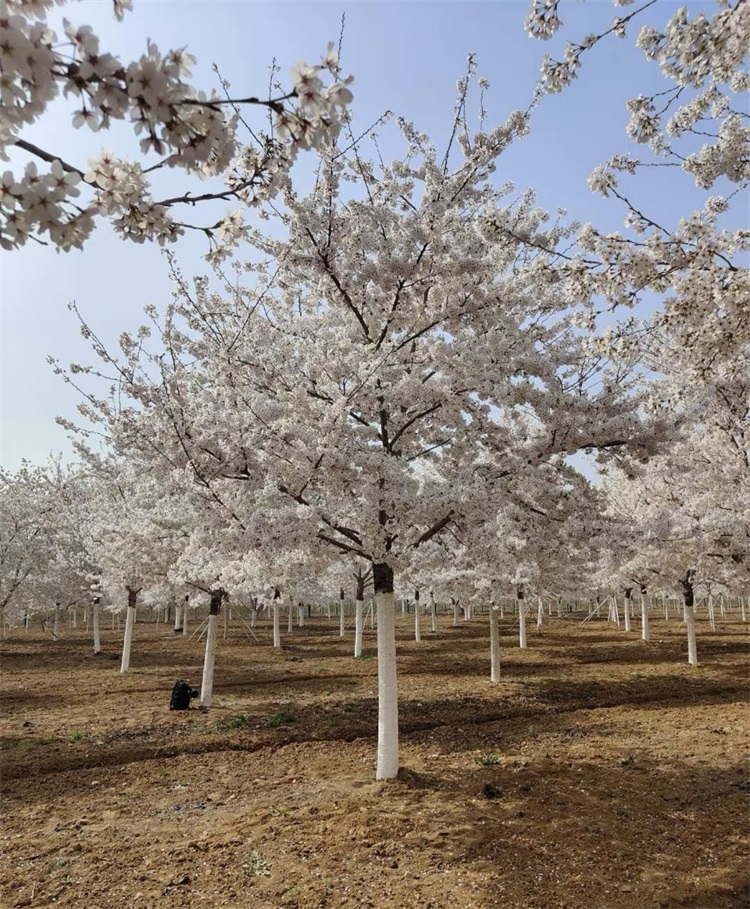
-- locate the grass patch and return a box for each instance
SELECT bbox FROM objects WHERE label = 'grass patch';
[476,753,501,766]
[214,713,253,732]
[242,849,272,877]
[68,730,84,742]
[264,709,296,728]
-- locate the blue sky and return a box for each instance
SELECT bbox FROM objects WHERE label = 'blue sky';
[1,0,711,469]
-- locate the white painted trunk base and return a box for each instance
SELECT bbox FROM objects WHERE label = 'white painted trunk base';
[120,605,136,673]
[273,602,281,648]
[518,600,528,649]
[640,595,650,642]
[200,613,219,706]
[354,597,364,658]
[93,602,101,654]
[376,591,399,780]
[686,605,698,666]
[489,606,500,683]
[174,606,182,633]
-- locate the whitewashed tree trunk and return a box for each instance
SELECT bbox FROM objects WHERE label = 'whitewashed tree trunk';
[251,605,257,628]
[53,606,60,641]
[414,596,421,642]
[490,605,500,683]
[707,594,716,632]
[174,606,182,633]
[623,590,632,632]
[200,613,219,706]
[452,598,460,627]
[518,595,528,649]
[339,594,345,637]
[741,598,747,623]
[430,592,438,634]
[681,570,698,667]
[686,603,698,666]
[72,606,77,629]
[273,599,281,648]
[120,602,137,673]
[536,596,544,631]
[354,596,364,657]
[374,563,398,780]
[640,591,650,642]
[92,600,101,654]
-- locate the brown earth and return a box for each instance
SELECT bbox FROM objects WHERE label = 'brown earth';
[1,608,748,909]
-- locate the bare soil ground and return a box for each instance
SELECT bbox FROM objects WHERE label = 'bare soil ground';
[1,610,748,909]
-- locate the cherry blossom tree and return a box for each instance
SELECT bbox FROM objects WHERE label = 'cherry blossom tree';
[60,64,679,777]
[0,460,94,628]
[1,0,352,258]
[526,0,749,377]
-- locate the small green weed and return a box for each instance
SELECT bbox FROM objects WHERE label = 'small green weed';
[476,753,500,766]
[242,849,272,877]
[215,714,252,732]
[264,709,295,728]
[68,730,84,742]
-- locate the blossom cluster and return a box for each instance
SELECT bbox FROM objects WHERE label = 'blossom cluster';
[0,1,353,253]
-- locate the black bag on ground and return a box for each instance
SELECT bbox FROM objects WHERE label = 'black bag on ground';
[170,679,199,710]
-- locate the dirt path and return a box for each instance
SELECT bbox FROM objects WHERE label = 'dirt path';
[1,612,748,909]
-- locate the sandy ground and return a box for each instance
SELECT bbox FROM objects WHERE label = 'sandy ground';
[1,608,748,909]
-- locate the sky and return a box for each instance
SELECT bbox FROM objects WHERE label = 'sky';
[0,0,713,471]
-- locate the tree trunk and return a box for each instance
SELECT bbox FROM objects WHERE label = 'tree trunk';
[120,588,139,673]
[707,594,716,632]
[489,604,500,683]
[374,562,398,780]
[354,595,364,658]
[681,570,698,667]
[536,596,544,631]
[640,587,650,642]
[273,590,281,648]
[53,604,60,641]
[92,599,101,654]
[200,589,224,707]
[414,588,421,643]
[182,595,189,637]
[452,598,460,627]
[430,592,438,634]
[624,588,633,632]
[517,588,527,649]
[174,605,182,633]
